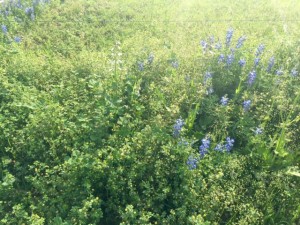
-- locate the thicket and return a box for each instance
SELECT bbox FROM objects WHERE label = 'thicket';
[0,0,299,224]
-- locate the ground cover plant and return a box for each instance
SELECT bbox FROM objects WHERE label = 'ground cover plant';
[0,0,300,224]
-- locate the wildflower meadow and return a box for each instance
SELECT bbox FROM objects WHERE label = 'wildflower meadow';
[0,0,300,224]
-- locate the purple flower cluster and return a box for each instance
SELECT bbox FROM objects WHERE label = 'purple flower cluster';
[291,68,298,77]
[187,155,198,170]
[227,53,234,66]
[248,70,257,86]
[137,61,144,71]
[148,53,154,64]
[226,28,234,47]
[199,137,210,157]
[25,7,35,20]
[243,100,251,111]
[214,143,224,152]
[255,127,263,135]
[276,68,283,75]
[171,60,179,69]
[173,118,184,138]
[204,71,213,84]
[1,0,52,25]
[220,95,229,106]
[0,0,50,43]
[200,36,218,52]
[200,40,208,52]
[218,54,225,64]
[14,36,22,43]
[15,0,23,8]
[239,59,246,67]
[214,137,235,152]
[187,29,300,170]
[256,44,265,56]
[225,137,234,152]
[1,25,7,35]
[236,36,246,48]
[254,58,260,67]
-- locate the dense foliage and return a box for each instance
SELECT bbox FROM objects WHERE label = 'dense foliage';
[0,0,300,224]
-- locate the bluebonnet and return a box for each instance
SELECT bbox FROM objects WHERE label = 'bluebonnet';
[226,53,234,66]
[215,143,224,152]
[1,25,7,35]
[137,61,144,71]
[291,68,298,77]
[148,53,154,64]
[187,155,198,170]
[14,36,21,43]
[199,137,210,157]
[209,36,215,43]
[171,60,179,69]
[218,54,225,63]
[25,7,34,15]
[243,100,251,111]
[225,137,234,152]
[220,95,229,106]
[236,36,246,48]
[215,42,222,50]
[204,71,212,84]
[200,40,208,51]
[254,127,263,135]
[248,70,257,86]
[238,59,246,67]
[173,118,184,138]
[254,58,260,67]
[256,44,265,56]
[267,56,275,73]
[225,28,234,47]
[25,7,35,20]
[16,0,23,8]
[276,68,283,75]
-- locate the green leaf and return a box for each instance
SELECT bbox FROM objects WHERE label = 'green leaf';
[186,103,200,130]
